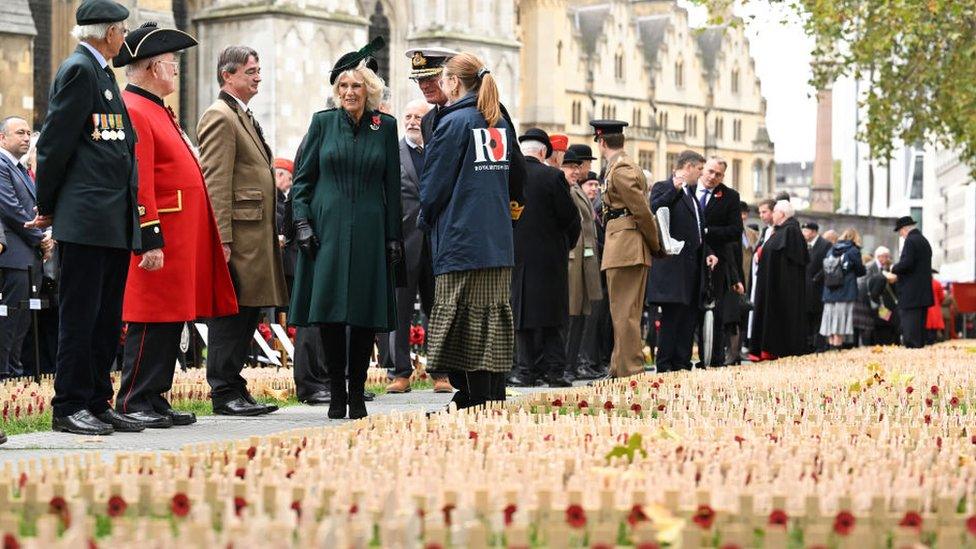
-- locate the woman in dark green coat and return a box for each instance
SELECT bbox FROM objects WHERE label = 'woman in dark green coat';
[290,39,402,420]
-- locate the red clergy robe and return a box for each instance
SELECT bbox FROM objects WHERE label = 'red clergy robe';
[122,86,238,322]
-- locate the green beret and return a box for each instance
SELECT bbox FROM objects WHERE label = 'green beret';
[76,0,129,25]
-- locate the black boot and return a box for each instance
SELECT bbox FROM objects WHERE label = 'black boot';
[322,325,347,420]
[346,328,374,420]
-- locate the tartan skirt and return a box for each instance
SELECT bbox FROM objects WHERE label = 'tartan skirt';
[426,267,514,373]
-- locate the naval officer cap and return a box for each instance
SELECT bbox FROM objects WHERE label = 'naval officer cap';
[405,47,459,80]
[330,36,385,85]
[76,0,129,25]
[589,119,629,142]
[113,22,198,68]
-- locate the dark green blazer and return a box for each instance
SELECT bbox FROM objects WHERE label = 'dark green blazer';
[35,45,140,250]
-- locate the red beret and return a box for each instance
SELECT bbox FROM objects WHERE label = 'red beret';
[273,158,294,173]
[549,134,569,152]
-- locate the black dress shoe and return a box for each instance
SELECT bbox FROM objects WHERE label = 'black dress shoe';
[363,391,375,402]
[96,409,146,432]
[123,410,173,429]
[259,403,279,414]
[213,397,268,416]
[53,410,114,436]
[300,391,331,405]
[160,408,196,426]
[0,430,6,444]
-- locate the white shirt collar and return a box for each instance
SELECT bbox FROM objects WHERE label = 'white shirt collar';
[405,135,422,150]
[224,90,250,112]
[79,41,108,69]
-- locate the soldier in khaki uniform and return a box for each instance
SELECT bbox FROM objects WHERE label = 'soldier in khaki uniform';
[591,120,660,378]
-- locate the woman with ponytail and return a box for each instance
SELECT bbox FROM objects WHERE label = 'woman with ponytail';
[418,52,525,409]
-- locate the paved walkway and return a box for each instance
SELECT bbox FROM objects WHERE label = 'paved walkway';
[0,386,559,463]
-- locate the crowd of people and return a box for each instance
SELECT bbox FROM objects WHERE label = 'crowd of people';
[0,0,960,443]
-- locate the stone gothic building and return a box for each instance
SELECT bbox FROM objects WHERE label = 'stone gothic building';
[9,0,773,197]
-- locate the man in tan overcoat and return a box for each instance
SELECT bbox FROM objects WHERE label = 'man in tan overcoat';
[197,45,287,416]
[591,120,660,378]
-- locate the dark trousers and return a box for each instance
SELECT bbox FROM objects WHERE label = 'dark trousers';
[900,307,927,349]
[0,266,37,376]
[52,243,129,418]
[206,306,262,407]
[449,370,506,410]
[697,294,725,367]
[564,314,587,375]
[578,293,612,370]
[390,269,436,379]
[117,321,183,413]
[320,323,373,397]
[516,326,567,382]
[292,326,328,400]
[807,311,827,353]
[656,303,697,371]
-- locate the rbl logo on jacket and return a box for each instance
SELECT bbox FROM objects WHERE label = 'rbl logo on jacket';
[471,128,509,170]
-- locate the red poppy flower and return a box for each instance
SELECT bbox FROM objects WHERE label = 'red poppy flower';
[924,414,932,424]
[833,510,855,536]
[692,505,715,529]
[768,509,788,526]
[18,473,27,489]
[107,495,127,517]
[291,500,302,518]
[87,539,98,549]
[349,504,359,515]
[286,326,296,339]
[630,403,642,414]
[925,398,933,407]
[931,385,940,395]
[246,446,257,460]
[657,404,666,412]
[950,396,960,407]
[565,504,586,528]
[49,496,67,515]
[906,386,914,394]
[2,534,19,549]
[171,493,191,517]
[442,503,456,526]
[899,511,922,530]
[503,504,517,526]
[966,515,976,536]
[552,398,563,407]
[468,431,478,441]
[636,544,660,549]
[591,545,612,549]
[235,467,246,479]
[603,400,614,411]
[409,325,425,346]
[234,496,247,517]
[630,379,638,388]
[257,323,272,342]
[578,400,589,409]
[627,504,648,526]
[715,191,724,199]
[371,114,381,127]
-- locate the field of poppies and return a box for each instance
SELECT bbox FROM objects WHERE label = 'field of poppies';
[0,342,974,547]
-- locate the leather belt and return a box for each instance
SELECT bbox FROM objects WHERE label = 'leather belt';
[603,208,631,223]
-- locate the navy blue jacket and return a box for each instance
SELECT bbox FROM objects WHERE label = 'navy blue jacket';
[821,239,866,303]
[646,178,706,305]
[0,153,43,270]
[419,92,520,276]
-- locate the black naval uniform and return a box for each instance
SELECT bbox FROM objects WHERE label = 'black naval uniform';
[35,43,140,421]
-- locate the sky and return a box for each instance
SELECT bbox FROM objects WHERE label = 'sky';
[680,1,819,163]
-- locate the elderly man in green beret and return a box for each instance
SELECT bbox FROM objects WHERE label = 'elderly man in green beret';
[28,0,145,436]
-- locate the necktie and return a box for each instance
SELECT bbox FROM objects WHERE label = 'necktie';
[416,145,424,155]
[104,66,116,83]
[698,188,709,212]
[246,109,269,149]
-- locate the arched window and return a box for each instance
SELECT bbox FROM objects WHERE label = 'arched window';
[731,68,740,94]
[752,159,765,195]
[368,1,391,82]
[675,59,684,88]
[714,117,723,140]
[614,49,624,79]
[557,41,563,66]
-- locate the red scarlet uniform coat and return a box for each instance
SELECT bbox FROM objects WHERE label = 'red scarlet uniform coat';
[121,88,238,322]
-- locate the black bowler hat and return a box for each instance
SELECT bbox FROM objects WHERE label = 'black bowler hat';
[894,215,917,232]
[518,128,552,159]
[589,119,628,142]
[330,36,385,85]
[76,0,129,25]
[801,221,819,231]
[561,150,582,166]
[582,171,599,182]
[567,143,596,161]
[113,22,197,68]
[739,200,750,213]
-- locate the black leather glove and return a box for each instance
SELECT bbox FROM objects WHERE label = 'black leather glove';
[294,219,319,256]
[386,240,403,264]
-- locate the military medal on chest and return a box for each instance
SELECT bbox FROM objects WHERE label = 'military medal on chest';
[91,114,101,141]
[104,89,113,101]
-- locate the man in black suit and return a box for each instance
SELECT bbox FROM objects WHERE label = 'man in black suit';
[0,116,52,378]
[888,216,933,348]
[509,129,581,387]
[692,157,742,367]
[648,150,715,372]
[385,99,452,394]
[29,0,145,435]
[802,221,832,353]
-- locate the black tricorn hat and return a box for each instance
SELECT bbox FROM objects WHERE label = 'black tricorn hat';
[518,127,553,159]
[330,36,385,85]
[113,22,198,68]
[894,215,917,232]
[567,143,596,161]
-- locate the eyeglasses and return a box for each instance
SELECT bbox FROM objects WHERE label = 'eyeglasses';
[153,60,180,70]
